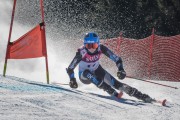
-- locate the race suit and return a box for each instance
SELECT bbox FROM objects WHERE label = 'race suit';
[67,44,124,88]
[66,44,154,102]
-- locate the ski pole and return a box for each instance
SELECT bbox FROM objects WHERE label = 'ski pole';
[126,76,178,89]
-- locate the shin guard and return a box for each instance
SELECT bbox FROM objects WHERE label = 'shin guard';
[121,84,153,102]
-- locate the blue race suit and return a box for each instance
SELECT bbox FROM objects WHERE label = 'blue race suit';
[67,44,124,91]
[66,44,154,102]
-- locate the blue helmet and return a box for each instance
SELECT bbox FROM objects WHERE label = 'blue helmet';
[84,32,100,45]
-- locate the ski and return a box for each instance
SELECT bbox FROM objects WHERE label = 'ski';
[52,82,167,106]
[51,82,69,86]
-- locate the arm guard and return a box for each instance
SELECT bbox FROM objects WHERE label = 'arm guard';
[66,51,82,79]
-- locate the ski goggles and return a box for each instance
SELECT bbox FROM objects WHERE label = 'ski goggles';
[85,43,99,49]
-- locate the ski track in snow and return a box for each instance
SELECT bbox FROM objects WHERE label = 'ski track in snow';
[0,75,180,120]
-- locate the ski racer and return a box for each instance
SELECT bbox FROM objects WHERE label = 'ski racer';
[66,32,154,103]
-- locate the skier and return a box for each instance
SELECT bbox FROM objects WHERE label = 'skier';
[66,32,154,103]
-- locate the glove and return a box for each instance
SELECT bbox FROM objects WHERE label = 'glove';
[117,70,126,80]
[69,78,78,88]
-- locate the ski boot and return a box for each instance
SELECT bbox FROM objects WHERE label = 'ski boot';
[121,84,153,103]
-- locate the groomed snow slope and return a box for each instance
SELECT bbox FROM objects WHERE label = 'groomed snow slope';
[0,75,180,120]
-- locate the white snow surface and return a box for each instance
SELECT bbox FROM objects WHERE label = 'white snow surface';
[0,75,180,120]
[1,1,180,120]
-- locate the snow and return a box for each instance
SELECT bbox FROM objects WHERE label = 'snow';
[0,75,180,120]
[0,1,180,120]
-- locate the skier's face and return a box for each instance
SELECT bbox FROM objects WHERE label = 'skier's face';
[85,43,98,53]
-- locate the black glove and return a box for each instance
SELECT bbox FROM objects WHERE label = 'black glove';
[117,70,126,80]
[69,78,78,88]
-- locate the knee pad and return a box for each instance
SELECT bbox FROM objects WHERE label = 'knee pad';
[79,71,91,84]
[82,70,100,86]
[82,70,91,78]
